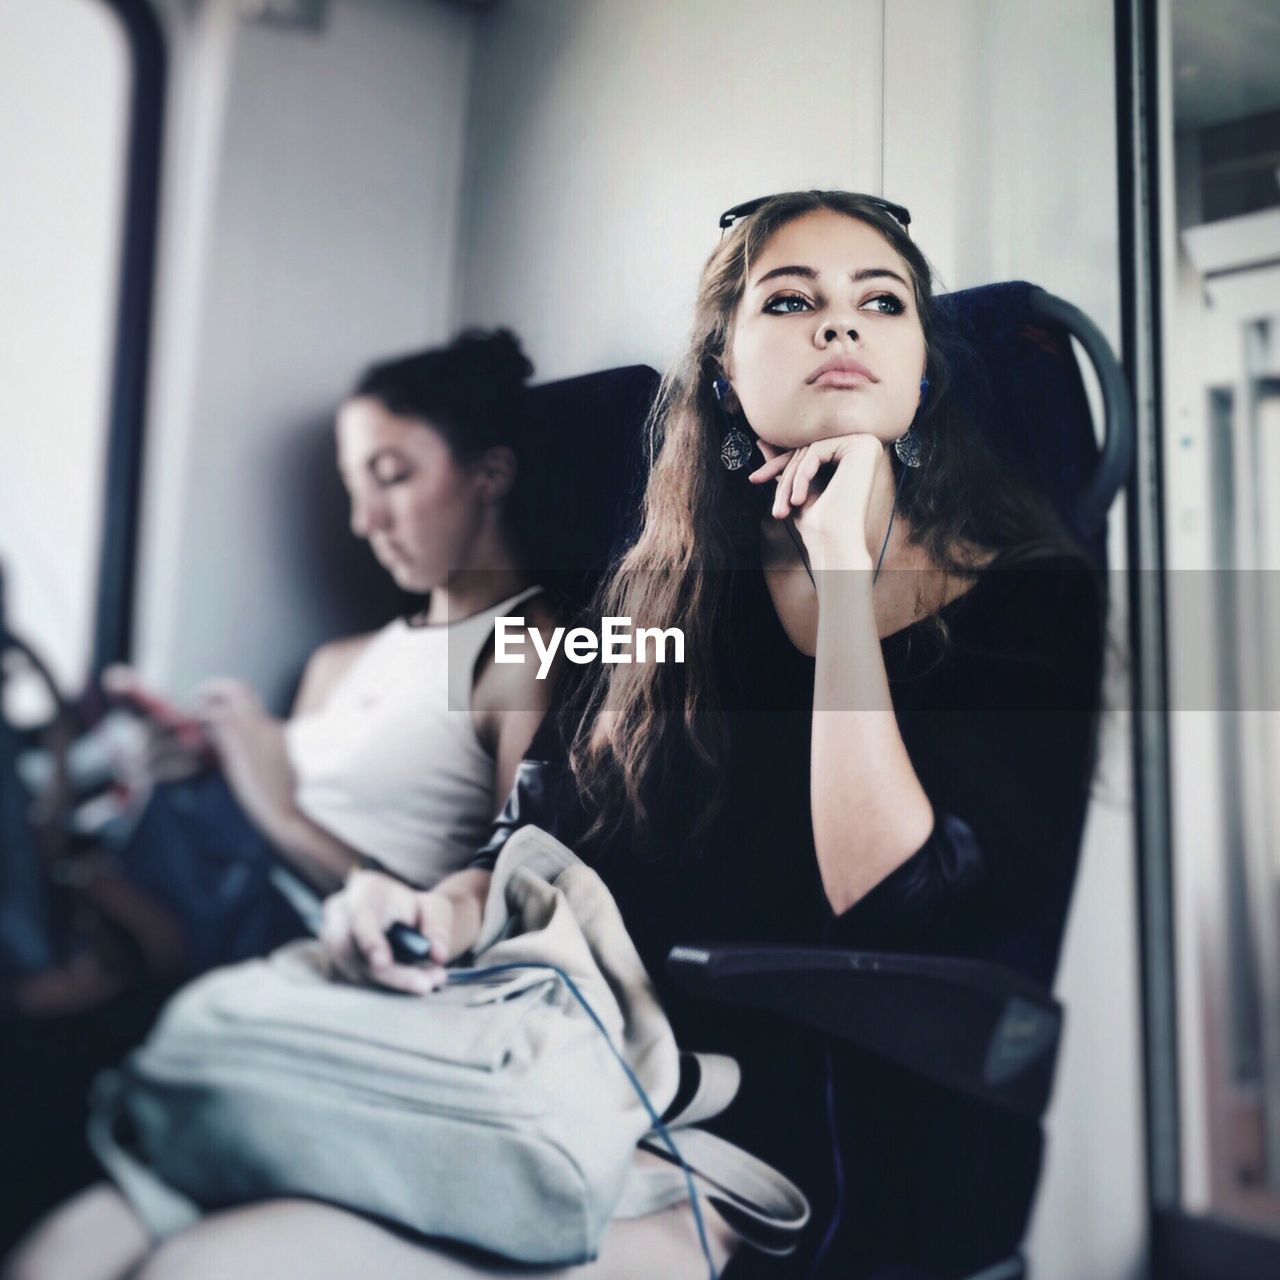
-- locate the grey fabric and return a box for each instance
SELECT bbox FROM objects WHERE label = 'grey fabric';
[88,826,807,1265]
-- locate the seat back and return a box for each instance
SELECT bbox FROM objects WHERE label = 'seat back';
[935,281,1130,569]
[518,364,660,613]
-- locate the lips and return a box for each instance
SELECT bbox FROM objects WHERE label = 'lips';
[807,357,877,387]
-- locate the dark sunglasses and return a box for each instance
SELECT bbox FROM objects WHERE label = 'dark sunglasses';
[718,192,912,237]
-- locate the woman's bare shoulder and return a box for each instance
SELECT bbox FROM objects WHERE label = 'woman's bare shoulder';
[520,591,561,636]
[291,631,379,716]
[471,592,562,714]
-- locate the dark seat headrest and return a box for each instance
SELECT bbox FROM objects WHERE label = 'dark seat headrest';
[520,365,660,610]
[934,282,1106,565]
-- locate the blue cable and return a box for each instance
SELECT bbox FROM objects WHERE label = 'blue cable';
[781,455,902,592]
[447,961,719,1280]
[806,1043,844,1277]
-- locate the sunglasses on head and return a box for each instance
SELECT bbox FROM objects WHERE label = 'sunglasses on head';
[718,192,912,237]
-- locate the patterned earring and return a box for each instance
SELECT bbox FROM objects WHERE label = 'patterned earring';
[893,377,930,469]
[713,377,755,472]
[893,429,923,468]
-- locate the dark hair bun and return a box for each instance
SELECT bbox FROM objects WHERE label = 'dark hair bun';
[351,327,536,458]
[450,328,535,391]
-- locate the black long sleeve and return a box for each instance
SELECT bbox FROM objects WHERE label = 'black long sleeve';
[827,553,1106,978]
[473,553,1105,977]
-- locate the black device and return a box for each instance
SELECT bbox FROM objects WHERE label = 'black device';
[386,921,433,965]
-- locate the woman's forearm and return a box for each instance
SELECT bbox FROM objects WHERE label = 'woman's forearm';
[270,809,363,893]
[434,867,492,955]
[208,709,362,892]
[810,569,934,914]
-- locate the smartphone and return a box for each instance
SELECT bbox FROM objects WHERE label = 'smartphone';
[101,670,214,757]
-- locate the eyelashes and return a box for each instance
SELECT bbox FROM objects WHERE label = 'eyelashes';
[762,291,907,317]
[862,293,907,316]
[370,457,413,486]
[763,293,813,315]
[337,463,412,497]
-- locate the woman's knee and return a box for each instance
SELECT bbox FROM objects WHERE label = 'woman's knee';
[3,1183,149,1280]
[129,1198,735,1280]
[130,1200,428,1280]
[127,1204,308,1280]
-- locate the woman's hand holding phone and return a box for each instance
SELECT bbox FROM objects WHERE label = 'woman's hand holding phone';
[320,870,469,996]
[188,676,302,833]
[100,664,216,785]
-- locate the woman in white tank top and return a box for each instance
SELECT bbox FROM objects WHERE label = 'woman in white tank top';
[105,330,560,924]
[0,334,564,1257]
[265,329,559,891]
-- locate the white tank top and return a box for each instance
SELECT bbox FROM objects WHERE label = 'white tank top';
[285,585,544,886]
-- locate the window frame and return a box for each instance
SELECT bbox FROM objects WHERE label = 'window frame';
[90,0,166,673]
[1118,0,1280,1270]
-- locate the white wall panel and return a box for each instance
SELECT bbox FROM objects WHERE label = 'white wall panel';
[134,0,476,707]
[457,0,883,379]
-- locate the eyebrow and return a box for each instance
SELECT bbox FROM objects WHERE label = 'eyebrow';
[752,265,911,290]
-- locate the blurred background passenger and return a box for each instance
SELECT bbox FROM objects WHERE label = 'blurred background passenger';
[1,327,559,1253]
[42,329,557,1004]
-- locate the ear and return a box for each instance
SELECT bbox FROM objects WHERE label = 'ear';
[473,446,517,505]
[712,362,743,415]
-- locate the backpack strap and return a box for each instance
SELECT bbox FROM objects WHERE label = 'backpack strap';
[660,1052,740,1129]
[86,1070,203,1239]
[614,1051,811,1256]
[616,1127,811,1256]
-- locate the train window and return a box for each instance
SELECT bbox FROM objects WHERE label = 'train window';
[1162,0,1280,1242]
[0,0,130,697]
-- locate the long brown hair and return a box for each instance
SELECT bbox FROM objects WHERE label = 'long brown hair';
[564,191,1088,856]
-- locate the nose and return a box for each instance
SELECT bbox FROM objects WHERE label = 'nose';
[349,490,390,539]
[814,315,860,346]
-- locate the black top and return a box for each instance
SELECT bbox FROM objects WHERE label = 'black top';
[473,548,1106,1277]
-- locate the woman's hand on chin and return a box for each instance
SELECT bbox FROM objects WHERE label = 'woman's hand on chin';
[748,433,883,571]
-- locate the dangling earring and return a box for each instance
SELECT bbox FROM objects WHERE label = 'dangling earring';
[893,430,923,468]
[893,376,930,469]
[713,376,755,472]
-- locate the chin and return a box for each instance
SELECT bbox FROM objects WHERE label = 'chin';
[753,403,883,450]
[388,563,434,594]
[789,417,891,448]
